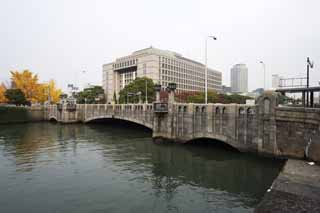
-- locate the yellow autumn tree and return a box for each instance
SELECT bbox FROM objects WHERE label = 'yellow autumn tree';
[37,80,62,104]
[10,70,40,103]
[48,80,62,103]
[0,83,7,103]
[10,70,62,104]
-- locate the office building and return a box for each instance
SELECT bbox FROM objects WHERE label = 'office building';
[230,64,248,93]
[103,47,222,103]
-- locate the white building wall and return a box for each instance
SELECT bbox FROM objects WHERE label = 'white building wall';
[136,54,160,82]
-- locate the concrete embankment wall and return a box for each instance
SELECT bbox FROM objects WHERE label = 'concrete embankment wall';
[255,159,320,213]
[0,106,45,124]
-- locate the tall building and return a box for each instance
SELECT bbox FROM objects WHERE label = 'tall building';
[103,47,222,103]
[230,64,248,93]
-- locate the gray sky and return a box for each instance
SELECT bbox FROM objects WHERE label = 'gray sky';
[1,0,319,91]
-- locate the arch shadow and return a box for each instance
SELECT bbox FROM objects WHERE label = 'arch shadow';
[84,117,153,132]
[49,117,58,122]
[184,137,240,152]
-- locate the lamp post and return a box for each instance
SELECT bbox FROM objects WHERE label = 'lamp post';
[145,80,148,104]
[205,36,217,104]
[306,57,314,106]
[260,61,266,90]
[136,91,142,103]
[127,92,134,104]
[80,70,86,90]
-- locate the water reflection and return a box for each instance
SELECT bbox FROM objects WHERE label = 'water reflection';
[0,122,284,213]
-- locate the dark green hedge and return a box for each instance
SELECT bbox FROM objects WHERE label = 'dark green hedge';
[0,106,30,124]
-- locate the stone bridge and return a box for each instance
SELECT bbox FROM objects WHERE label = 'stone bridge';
[46,92,320,162]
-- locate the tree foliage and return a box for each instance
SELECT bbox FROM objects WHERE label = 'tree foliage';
[77,86,105,104]
[176,91,253,104]
[4,89,29,106]
[118,77,155,104]
[10,70,40,103]
[10,70,62,104]
[37,80,62,104]
[0,83,7,103]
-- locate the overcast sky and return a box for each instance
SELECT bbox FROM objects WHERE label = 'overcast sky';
[1,0,319,91]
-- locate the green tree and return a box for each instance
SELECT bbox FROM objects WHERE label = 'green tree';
[76,86,105,104]
[186,91,219,103]
[185,91,252,104]
[4,89,29,106]
[118,77,155,104]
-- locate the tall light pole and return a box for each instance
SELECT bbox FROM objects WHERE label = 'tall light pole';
[205,36,217,104]
[306,57,314,106]
[145,80,148,104]
[260,61,266,90]
[81,70,86,90]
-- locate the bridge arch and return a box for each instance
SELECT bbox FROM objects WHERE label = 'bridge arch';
[84,116,153,130]
[184,137,240,151]
[49,116,58,122]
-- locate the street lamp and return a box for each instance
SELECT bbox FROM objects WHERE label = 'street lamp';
[127,92,134,104]
[260,61,266,90]
[136,91,142,103]
[205,35,217,104]
[145,80,148,104]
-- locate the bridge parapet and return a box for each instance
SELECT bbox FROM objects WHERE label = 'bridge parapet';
[83,103,153,129]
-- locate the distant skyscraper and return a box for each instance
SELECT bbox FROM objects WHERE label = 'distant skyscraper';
[230,64,248,93]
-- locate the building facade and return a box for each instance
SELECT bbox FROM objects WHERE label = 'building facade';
[230,64,248,93]
[103,47,222,103]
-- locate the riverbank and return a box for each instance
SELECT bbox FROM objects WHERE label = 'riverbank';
[0,106,44,124]
[255,159,320,212]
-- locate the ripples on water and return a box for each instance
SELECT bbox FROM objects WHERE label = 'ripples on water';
[0,122,284,213]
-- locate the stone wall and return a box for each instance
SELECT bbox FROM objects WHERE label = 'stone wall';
[0,106,44,124]
[275,107,320,162]
[153,103,260,152]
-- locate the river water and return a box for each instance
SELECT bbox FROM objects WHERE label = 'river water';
[0,122,284,213]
